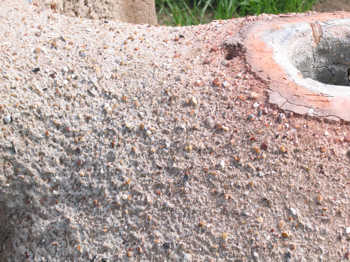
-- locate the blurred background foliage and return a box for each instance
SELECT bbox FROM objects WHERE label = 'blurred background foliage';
[155,0,318,25]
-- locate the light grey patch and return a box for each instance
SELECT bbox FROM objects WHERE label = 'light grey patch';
[3,115,12,124]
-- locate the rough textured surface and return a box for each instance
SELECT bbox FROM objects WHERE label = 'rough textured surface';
[2,1,350,261]
[32,0,157,25]
[313,0,350,12]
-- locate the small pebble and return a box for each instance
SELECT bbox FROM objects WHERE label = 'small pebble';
[222,81,230,88]
[145,130,152,136]
[280,145,287,153]
[183,252,192,262]
[252,146,260,154]
[198,221,206,228]
[62,66,69,74]
[345,227,350,235]
[163,140,170,149]
[289,207,298,216]
[278,220,286,230]
[106,151,116,162]
[202,58,210,65]
[284,251,292,260]
[316,194,323,205]
[212,78,221,87]
[103,104,112,115]
[175,124,186,133]
[169,252,180,260]
[187,96,198,106]
[3,115,12,124]
[246,162,255,171]
[32,67,40,73]
[307,108,314,116]
[249,92,259,100]
[260,142,268,151]
[344,135,350,143]
[221,60,229,67]
[281,232,290,238]
[319,146,326,153]
[174,75,181,82]
[346,150,350,160]
[183,174,189,183]
[79,50,86,58]
[277,113,285,123]
[247,114,255,121]
[289,243,296,251]
[194,79,203,87]
[215,123,229,132]
[185,144,193,153]
[162,242,170,250]
[204,117,215,129]
[217,160,225,170]
[257,171,265,177]
[252,251,259,260]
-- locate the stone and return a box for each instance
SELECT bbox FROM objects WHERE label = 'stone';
[345,227,350,235]
[32,0,158,25]
[183,252,192,262]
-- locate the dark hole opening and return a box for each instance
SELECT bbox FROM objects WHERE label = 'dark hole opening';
[294,37,350,86]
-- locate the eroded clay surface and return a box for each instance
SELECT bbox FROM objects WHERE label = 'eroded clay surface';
[2,2,350,261]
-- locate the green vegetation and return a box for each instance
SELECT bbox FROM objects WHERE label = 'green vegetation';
[156,0,317,26]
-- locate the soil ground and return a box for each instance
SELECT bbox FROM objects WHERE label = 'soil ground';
[2,1,350,261]
[313,0,350,12]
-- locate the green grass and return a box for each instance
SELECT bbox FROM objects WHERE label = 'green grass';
[156,0,317,26]
[156,0,213,25]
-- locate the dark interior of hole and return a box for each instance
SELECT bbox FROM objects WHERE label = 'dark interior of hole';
[223,38,245,60]
[225,52,234,60]
[294,39,350,86]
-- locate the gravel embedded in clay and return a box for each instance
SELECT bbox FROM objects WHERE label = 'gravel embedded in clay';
[1,1,350,261]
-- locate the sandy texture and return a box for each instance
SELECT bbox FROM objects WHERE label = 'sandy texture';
[31,0,157,25]
[313,0,350,12]
[1,1,350,261]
